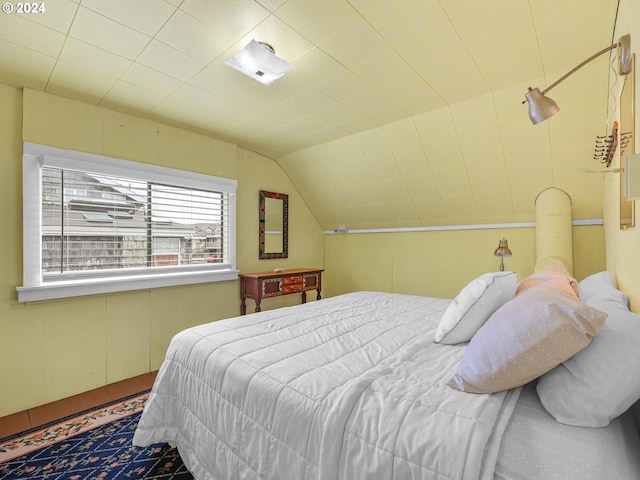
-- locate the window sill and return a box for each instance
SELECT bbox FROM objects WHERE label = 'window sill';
[17,269,239,303]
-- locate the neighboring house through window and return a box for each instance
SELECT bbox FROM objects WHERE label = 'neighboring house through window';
[18,142,238,302]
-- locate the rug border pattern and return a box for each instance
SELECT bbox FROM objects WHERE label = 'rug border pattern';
[0,390,149,464]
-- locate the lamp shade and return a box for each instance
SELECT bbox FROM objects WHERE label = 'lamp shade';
[224,40,294,85]
[525,87,560,124]
[494,238,512,258]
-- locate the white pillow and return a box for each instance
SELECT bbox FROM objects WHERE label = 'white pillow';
[578,271,629,309]
[448,267,607,394]
[434,271,517,344]
[537,282,640,427]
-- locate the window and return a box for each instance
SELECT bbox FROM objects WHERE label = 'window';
[18,142,238,302]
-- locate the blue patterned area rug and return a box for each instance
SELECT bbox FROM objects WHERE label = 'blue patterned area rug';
[0,392,193,479]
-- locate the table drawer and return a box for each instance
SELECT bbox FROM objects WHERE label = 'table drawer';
[281,283,303,294]
[282,275,303,285]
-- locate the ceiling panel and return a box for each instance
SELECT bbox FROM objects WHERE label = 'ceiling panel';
[442,0,541,90]
[413,108,466,172]
[274,0,363,45]
[81,0,175,36]
[100,82,165,115]
[499,122,551,161]
[20,0,79,33]
[1,0,621,230]
[47,61,119,104]
[289,47,348,86]
[442,194,480,225]
[137,40,206,82]
[68,6,150,59]
[120,63,183,96]
[532,0,618,75]
[180,0,270,48]
[0,40,56,90]
[0,15,65,57]
[366,0,490,104]
[156,10,226,63]
[59,38,132,78]
[319,20,393,70]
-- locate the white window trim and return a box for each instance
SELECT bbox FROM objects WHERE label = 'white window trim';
[18,142,238,303]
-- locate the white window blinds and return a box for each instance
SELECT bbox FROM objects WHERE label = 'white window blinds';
[19,143,237,302]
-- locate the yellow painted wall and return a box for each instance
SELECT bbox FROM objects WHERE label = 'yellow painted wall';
[0,84,609,418]
[0,86,323,416]
[606,0,640,312]
[325,225,604,299]
[236,148,325,311]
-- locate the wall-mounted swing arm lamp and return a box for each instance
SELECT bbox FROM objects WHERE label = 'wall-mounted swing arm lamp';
[524,34,631,124]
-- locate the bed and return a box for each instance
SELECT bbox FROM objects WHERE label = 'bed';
[133,267,640,480]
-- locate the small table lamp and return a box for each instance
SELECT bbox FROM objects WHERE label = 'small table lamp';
[494,238,512,271]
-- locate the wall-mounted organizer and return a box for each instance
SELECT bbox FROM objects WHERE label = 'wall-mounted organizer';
[595,121,633,167]
[624,154,640,200]
[595,121,619,166]
[620,130,634,158]
[619,54,635,229]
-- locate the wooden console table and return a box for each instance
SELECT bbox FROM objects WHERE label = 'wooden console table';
[239,268,323,315]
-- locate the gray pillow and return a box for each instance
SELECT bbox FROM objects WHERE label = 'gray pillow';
[538,273,640,427]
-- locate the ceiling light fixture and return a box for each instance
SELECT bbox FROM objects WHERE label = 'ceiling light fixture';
[524,34,631,124]
[224,39,294,85]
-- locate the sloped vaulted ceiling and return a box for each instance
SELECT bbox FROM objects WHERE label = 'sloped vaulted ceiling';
[0,0,621,229]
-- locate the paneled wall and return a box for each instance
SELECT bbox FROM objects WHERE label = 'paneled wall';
[325,225,605,299]
[0,86,324,417]
[606,0,640,312]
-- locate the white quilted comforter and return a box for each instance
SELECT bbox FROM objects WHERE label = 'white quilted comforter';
[133,291,520,480]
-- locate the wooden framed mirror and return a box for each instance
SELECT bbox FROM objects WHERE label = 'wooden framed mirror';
[620,54,635,229]
[259,190,288,259]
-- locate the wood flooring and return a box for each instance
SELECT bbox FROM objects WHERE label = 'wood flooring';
[0,371,157,439]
